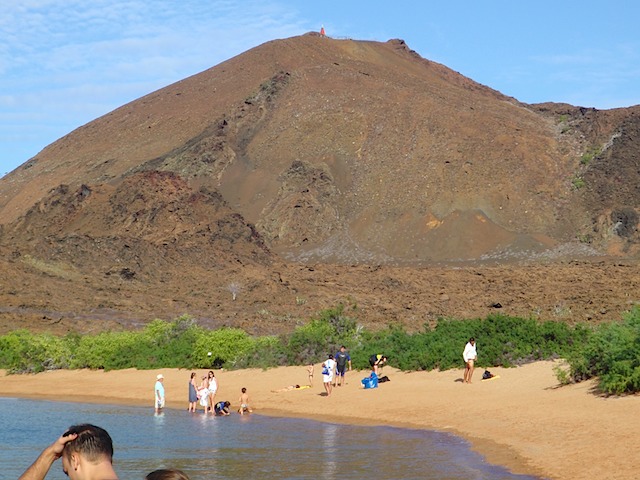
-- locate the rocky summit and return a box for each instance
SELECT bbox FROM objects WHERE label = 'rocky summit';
[1,33,639,335]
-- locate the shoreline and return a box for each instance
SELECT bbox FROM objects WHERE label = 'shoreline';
[2,361,638,480]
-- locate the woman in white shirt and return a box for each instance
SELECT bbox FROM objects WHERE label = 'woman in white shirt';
[207,371,218,413]
[463,338,477,384]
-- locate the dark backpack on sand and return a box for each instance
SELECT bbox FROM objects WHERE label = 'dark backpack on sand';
[482,370,493,380]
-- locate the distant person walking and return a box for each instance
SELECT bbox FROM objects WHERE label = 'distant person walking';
[333,346,352,387]
[322,354,336,397]
[463,338,477,384]
[188,372,198,412]
[155,374,165,412]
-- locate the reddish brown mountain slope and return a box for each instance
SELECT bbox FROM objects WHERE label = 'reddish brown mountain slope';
[1,34,639,334]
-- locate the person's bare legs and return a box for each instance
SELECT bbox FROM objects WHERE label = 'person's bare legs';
[324,380,332,397]
[465,360,475,383]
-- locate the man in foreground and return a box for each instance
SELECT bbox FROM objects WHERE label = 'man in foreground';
[19,423,119,480]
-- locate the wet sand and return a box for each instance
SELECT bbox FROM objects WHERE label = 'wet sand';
[1,361,638,480]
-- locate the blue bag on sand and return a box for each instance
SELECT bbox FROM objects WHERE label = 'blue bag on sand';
[361,372,378,389]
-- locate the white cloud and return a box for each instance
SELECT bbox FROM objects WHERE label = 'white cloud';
[0,0,310,174]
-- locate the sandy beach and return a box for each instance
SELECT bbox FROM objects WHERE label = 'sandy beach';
[1,361,638,480]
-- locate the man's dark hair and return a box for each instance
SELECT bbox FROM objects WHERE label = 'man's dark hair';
[62,424,114,463]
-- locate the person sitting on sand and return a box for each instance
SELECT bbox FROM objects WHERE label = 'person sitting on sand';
[238,387,253,415]
[271,384,311,393]
[214,400,231,416]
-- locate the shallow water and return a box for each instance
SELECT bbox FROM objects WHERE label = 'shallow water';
[0,397,543,479]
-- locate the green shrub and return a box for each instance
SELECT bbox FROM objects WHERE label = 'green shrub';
[234,336,287,369]
[4,306,640,395]
[192,327,254,368]
[140,316,202,368]
[286,304,360,364]
[70,331,139,370]
[348,315,579,372]
[572,176,586,189]
[0,330,72,373]
[560,307,640,394]
[286,319,334,364]
[580,146,602,165]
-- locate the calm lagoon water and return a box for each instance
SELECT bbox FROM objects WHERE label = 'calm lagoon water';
[0,397,544,479]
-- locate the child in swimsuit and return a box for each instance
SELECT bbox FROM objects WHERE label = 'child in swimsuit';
[238,387,253,415]
[307,363,314,386]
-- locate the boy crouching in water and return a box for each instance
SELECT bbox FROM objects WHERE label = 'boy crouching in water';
[238,387,253,415]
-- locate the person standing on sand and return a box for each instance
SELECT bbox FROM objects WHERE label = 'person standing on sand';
[463,337,477,384]
[18,424,118,480]
[322,354,336,397]
[188,372,198,412]
[333,346,352,387]
[307,363,314,386]
[155,374,165,412]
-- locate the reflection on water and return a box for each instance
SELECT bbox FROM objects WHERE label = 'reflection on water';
[321,423,338,479]
[0,398,544,480]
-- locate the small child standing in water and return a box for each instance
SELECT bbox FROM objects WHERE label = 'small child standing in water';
[238,387,253,415]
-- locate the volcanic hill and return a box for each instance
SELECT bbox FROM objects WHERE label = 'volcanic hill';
[1,33,639,335]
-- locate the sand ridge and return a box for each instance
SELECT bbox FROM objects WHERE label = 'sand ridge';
[1,361,638,480]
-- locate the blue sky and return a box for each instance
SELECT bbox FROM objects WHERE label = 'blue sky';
[2,0,639,176]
